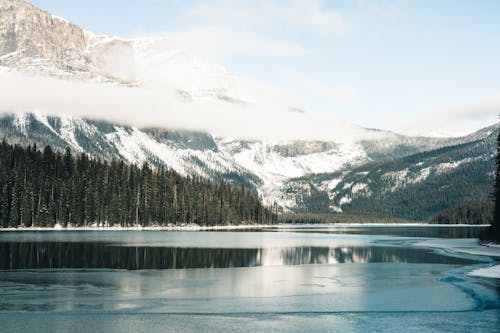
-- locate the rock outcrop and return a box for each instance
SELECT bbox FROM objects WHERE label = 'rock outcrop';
[0,0,134,83]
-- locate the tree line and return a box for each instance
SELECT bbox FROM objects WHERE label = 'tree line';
[428,203,493,225]
[279,212,412,224]
[0,141,277,228]
[481,132,500,241]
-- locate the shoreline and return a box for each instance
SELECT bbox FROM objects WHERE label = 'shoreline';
[280,223,491,227]
[414,238,500,259]
[0,224,279,232]
[0,223,490,231]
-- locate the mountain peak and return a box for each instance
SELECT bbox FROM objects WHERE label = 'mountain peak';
[0,0,87,66]
[0,0,135,83]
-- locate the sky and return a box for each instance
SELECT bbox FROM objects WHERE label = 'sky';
[28,0,500,136]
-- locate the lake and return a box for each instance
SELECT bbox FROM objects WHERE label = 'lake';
[0,225,498,332]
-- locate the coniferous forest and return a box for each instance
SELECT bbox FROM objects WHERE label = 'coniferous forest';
[428,203,493,225]
[0,141,277,228]
[480,132,500,241]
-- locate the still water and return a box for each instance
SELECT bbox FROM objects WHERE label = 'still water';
[0,225,498,332]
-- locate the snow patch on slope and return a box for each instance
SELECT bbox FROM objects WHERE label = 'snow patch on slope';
[380,157,485,193]
[13,112,29,136]
[319,178,344,192]
[352,183,369,195]
[104,126,247,180]
[31,110,59,136]
[382,169,409,193]
[59,115,85,152]
[217,139,368,208]
[412,167,431,184]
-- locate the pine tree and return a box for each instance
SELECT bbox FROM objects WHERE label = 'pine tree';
[489,131,500,239]
[480,130,500,241]
[8,173,20,228]
[0,142,276,229]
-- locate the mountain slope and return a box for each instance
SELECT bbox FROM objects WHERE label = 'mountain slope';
[1,111,496,217]
[284,128,498,219]
[0,112,260,189]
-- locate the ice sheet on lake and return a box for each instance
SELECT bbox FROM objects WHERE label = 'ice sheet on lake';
[0,228,499,332]
[414,238,500,258]
[0,263,479,313]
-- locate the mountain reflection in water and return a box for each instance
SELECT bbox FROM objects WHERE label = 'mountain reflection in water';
[0,242,478,270]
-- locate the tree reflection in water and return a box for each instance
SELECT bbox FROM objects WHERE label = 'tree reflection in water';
[0,242,480,270]
[282,226,487,238]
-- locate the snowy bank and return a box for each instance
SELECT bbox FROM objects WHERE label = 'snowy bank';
[0,224,278,232]
[414,238,500,259]
[280,223,490,227]
[468,265,500,279]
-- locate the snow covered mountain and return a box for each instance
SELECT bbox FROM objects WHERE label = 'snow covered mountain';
[0,111,259,188]
[0,111,371,201]
[0,0,299,112]
[0,0,135,83]
[0,0,497,217]
[1,111,495,214]
[282,125,498,219]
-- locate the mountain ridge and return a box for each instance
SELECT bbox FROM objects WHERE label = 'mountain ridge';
[0,111,496,215]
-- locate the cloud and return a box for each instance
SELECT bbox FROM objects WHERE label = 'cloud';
[455,95,500,120]
[183,0,347,34]
[137,0,348,62]
[281,71,359,102]
[0,72,371,142]
[152,27,307,61]
[399,95,500,137]
[132,38,304,108]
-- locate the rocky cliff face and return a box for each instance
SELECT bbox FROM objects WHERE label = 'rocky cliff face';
[0,0,134,82]
[0,0,88,71]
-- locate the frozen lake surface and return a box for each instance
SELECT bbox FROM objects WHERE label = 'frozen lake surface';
[0,225,498,332]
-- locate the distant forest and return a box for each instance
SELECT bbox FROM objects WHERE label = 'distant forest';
[0,142,277,228]
[428,203,493,225]
[279,206,493,225]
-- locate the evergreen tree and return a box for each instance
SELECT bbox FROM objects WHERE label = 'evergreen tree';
[0,142,276,228]
[482,131,500,241]
[493,131,500,228]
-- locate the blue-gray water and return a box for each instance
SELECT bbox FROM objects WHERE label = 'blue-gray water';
[0,225,498,332]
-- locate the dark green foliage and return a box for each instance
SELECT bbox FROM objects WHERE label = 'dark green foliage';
[0,113,261,195]
[428,203,493,225]
[480,132,500,241]
[279,213,413,224]
[301,186,330,213]
[0,142,276,228]
[292,131,497,222]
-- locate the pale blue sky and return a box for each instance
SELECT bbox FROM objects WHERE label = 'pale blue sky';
[30,0,500,135]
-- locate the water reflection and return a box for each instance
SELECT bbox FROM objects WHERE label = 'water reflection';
[280,225,488,238]
[0,242,479,270]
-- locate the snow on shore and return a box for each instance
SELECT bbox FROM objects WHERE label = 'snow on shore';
[3,223,489,232]
[0,224,278,232]
[414,238,500,259]
[468,265,500,279]
[414,238,500,279]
